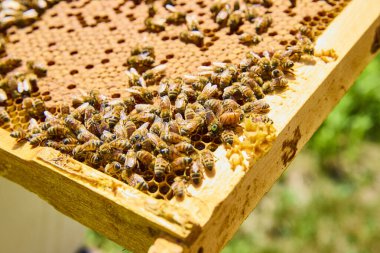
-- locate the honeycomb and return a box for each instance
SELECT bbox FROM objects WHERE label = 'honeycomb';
[0,0,351,200]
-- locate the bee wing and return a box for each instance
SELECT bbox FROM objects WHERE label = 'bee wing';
[138,122,150,131]
[165,4,177,12]
[204,109,216,124]
[212,61,227,68]
[146,132,160,147]
[160,95,171,108]
[175,94,187,109]
[247,51,261,60]
[150,64,167,74]
[183,74,198,83]
[125,87,142,95]
[28,118,39,130]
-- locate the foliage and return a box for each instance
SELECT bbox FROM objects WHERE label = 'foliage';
[307,54,380,163]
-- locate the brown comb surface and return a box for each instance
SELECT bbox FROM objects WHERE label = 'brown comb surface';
[4,0,349,108]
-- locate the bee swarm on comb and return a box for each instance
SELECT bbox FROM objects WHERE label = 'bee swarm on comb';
[0,0,350,200]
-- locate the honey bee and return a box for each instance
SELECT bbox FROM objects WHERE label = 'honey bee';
[171,177,187,198]
[160,144,180,161]
[219,109,243,127]
[125,86,154,103]
[118,120,137,139]
[210,0,227,16]
[179,30,204,47]
[16,75,34,96]
[286,36,314,61]
[240,76,265,99]
[184,74,209,91]
[10,128,27,140]
[82,139,104,152]
[131,45,155,57]
[125,150,138,173]
[215,4,231,26]
[174,92,188,114]
[129,111,155,125]
[174,142,195,154]
[161,129,188,144]
[250,114,273,124]
[70,102,90,120]
[148,4,157,17]
[125,67,145,87]
[227,10,244,33]
[154,154,169,178]
[45,140,61,149]
[255,15,272,34]
[112,151,127,165]
[142,64,167,86]
[32,98,46,117]
[123,96,136,113]
[47,125,70,137]
[77,128,99,143]
[184,107,196,120]
[218,64,238,89]
[0,109,10,125]
[136,150,155,167]
[64,115,83,133]
[222,99,240,111]
[197,82,218,104]
[299,25,313,40]
[165,4,186,25]
[222,82,240,100]
[186,15,200,31]
[239,85,256,102]
[104,161,122,177]
[168,77,183,101]
[146,132,169,154]
[190,160,203,185]
[130,122,149,144]
[85,113,105,136]
[180,116,203,136]
[221,129,235,145]
[244,5,259,22]
[171,157,192,171]
[239,33,262,45]
[135,104,160,114]
[26,60,47,77]
[62,137,79,145]
[159,95,172,122]
[85,152,101,165]
[59,144,76,153]
[127,54,155,73]
[145,17,166,32]
[98,142,112,156]
[123,173,148,192]
[269,76,288,90]
[150,116,165,136]
[204,99,223,115]
[199,149,215,171]
[205,110,222,135]
[0,57,22,75]
[100,130,116,143]
[28,118,41,134]
[109,139,131,151]
[29,133,48,146]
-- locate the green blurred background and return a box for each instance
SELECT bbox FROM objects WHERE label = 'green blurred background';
[85,54,380,253]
